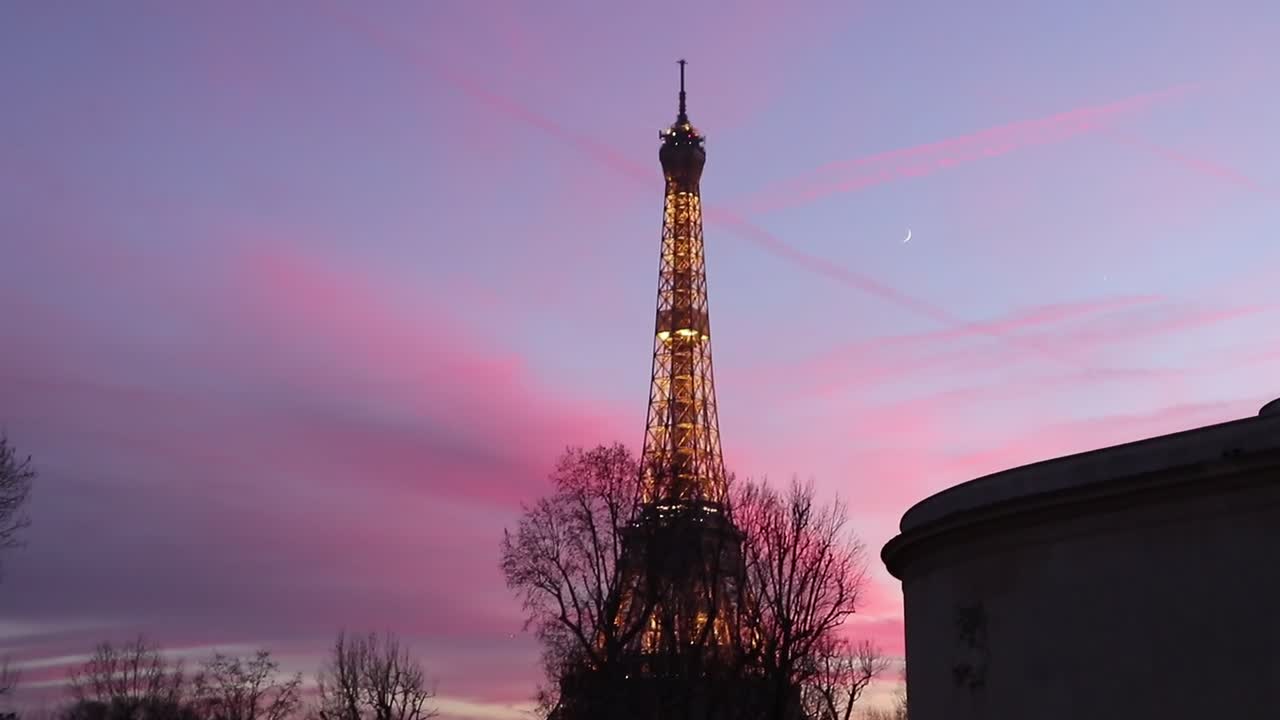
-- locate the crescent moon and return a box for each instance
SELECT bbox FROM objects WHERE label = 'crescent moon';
[903,228,912,243]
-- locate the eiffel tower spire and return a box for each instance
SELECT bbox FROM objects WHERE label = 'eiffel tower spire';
[641,60,726,508]
[676,58,689,123]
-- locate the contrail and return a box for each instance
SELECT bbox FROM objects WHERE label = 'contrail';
[320,9,1176,369]
[1100,128,1277,198]
[706,207,1137,371]
[726,84,1197,215]
[330,8,654,186]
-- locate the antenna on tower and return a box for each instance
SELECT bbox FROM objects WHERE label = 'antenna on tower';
[677,59,688,122]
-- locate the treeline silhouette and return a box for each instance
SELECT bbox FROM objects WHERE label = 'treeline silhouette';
[0,437,909,720]
[0,440,439,720]
[3,633,435,720]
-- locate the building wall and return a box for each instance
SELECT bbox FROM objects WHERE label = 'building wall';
[891,444,1280,720]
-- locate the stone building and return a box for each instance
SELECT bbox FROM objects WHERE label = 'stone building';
[882,399,1280,720]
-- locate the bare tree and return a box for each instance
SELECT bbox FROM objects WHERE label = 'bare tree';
[0,657,17,702]
[6,700,57,720]
[358,635,434,720]
[892,687,908,720]
[503,448,876,719]
[735,479,870,720]
[16,699,60,720]
[0,435,36,557]
[888,666,907,720]
[0,436,35,710]
[802,639,889,720]
[314,634,361,720]
[314,632,435,720]
[861,668,907,720]
[192,651,301,720]
[500,445,650,704]
[66,636,188,720]
[862,696,907,720]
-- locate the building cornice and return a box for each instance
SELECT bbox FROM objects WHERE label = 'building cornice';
[883,401,1280,579]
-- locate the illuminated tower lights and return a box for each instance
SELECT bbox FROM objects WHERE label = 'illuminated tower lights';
[640,59,728,512]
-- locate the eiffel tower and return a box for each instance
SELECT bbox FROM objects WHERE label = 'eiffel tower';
[553,61,779,720]
[620,59,745,676]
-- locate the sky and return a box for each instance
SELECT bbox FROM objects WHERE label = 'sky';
[2,0,1279,717]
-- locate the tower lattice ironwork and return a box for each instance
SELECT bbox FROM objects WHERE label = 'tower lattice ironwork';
[640,59,727,509]
[553,61,789,720]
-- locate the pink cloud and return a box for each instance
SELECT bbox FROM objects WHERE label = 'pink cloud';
[943,398,1258,482]
[0,235,644,711]
[1100,128,1277,197]
[889,397,1257,513]
[727,83,1197,215]
[837,616,905,658]
[728,295,1266,407]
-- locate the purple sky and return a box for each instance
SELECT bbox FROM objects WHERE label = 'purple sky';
[3,1,1279,717]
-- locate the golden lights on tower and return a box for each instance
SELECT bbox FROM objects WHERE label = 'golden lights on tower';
[639,60,727,508]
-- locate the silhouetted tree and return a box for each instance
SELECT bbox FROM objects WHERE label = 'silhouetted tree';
[62,693,197,720]
[860,666,907,720]
[0,657,17,706]
[889,665,908,720]
[734,479,870,720]
[861,695,907,720]
[503,447,877,720]
[801,639,889,720]
[191,651,301,720]
[0,436,35,715]
[0,435,36,561]
[313,632,435,720]
[500,445,652,715]
[20,700,64,720]
[65,637,190,720]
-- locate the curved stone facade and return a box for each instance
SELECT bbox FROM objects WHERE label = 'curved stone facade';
[882,403,1280,720]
